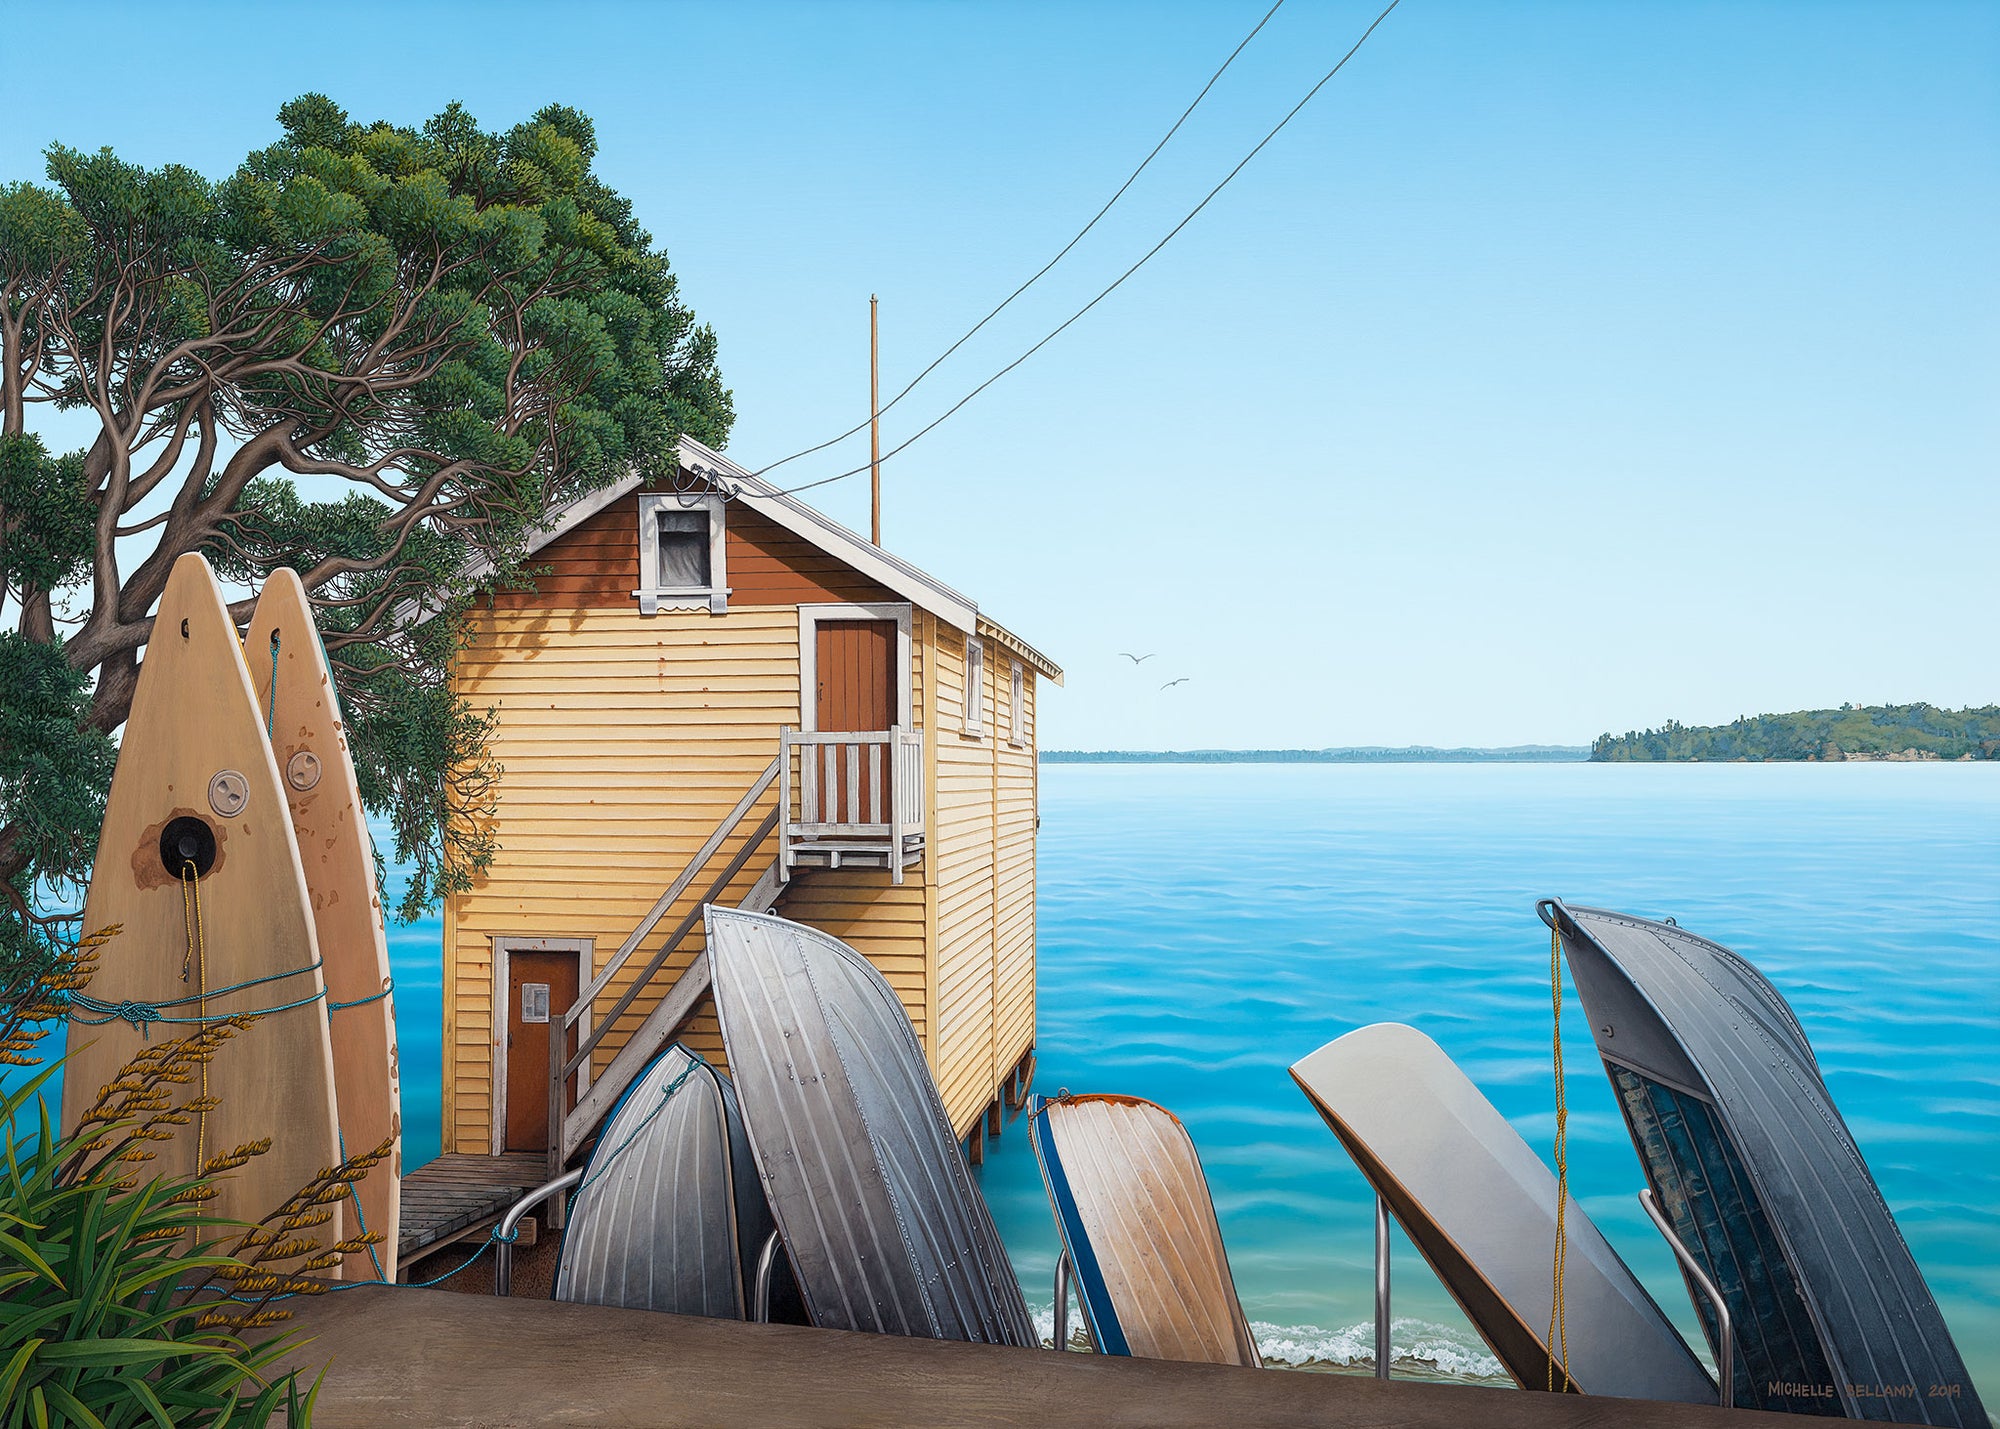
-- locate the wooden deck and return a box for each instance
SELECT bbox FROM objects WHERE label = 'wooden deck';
[397,1153,547,1271]
[276,1287,1797,1428]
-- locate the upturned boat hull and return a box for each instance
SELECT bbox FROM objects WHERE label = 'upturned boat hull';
[1291,1022,1716,1402]
[704,907,1035,1345]
[1031,1093,1261,1367]
[1542,900,1988,1426]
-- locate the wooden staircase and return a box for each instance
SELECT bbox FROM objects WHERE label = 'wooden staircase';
[546,755,785,1184]
[544,727,930,1196]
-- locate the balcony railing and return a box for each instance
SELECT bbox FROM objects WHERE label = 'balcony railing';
[779,727,925,884]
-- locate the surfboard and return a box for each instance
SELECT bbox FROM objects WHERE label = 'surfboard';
[1290,1022,1715,1403]
[63,553,342,1256]
[704,906,1035,1345]
[247,567,400,1281]
[1030,1093,1261,1367]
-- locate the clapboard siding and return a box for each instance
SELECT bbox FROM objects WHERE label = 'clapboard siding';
[490,493,894,610]
[444,483,1048,1161]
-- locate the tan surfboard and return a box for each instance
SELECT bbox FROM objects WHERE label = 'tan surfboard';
[247,568,401,1280]
[63,553,343,1258]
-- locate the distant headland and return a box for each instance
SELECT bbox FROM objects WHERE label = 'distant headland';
[1591,704,2000,762]
[1041,746,1588,764]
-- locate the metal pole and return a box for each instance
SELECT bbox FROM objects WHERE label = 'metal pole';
[1639,1188,1733,1409]
[869,295,881,546]
[1374,1193,1392,1379]
[753,1230,781,1323]
[1054,1251,1074,1351]
[494,1168,583,1297]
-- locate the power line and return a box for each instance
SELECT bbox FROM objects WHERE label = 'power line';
[750,0,1288,481]
[773,0,1402,499]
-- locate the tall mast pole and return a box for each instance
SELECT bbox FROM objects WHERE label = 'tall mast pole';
[870,294,881,546]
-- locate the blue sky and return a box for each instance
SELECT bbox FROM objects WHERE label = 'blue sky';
[4,1,1994,748]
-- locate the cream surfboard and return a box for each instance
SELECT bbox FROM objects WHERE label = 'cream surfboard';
[247,568,401,1280]
[63,553,342,1256]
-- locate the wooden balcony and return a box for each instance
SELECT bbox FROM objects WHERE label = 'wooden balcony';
[780,727,925,884]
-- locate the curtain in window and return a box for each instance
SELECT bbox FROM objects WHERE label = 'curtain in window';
[657,510,711,587]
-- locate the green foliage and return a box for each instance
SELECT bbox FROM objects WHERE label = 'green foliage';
[1,94,735,931]
[0,634,115,980]
[1591,704,2000,762]
[0,1069,318,1427]
[0,435,93,596]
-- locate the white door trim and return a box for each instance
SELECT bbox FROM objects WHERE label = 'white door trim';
[490,936,594,1157]
[797,602,914,732]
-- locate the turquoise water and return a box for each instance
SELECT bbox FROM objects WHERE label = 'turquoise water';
[37,763,1996,1390]
[967,764,1999,1387]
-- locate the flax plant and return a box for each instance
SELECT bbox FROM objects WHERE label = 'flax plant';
[0,928,389,1425]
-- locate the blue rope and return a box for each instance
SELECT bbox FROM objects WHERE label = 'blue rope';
[328,980,393,1012]
[336,1126,390,1282]
[70,960,328,1036]
[573,1060,700,1200]
[221,1053,707,1308]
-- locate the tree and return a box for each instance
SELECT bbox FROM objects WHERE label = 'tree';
[0,95,733,967]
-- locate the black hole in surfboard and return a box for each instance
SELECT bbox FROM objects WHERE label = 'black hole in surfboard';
[159,816,217,879]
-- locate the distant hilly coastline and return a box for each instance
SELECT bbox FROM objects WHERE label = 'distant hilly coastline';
[1041,746,1589,764]
[1591,703,2000,762]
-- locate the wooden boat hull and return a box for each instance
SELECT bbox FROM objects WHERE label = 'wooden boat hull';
[1290,1022,1715,1402]
[247,568,400,1280]
[1030,1093,1260,1367]
[555,1043,801,1319]
[704,906,1035,1345]
[62,554,342,1249]
[1543,901,1989,1426]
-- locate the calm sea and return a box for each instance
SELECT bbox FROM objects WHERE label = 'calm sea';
[334,763,2000,1391]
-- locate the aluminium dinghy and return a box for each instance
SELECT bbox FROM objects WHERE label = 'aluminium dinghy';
[1290,1022,1716,1402]
[1542,900,1988,1425]
[704,906,1035,1346]
[1030,1093,1261,1367]
[554,1043,799,1320]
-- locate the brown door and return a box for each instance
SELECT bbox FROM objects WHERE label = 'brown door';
[505,950,580,1153]
[815,620,895,824]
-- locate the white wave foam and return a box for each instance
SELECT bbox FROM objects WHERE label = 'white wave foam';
[1250,1316,1507,1382]
[1026,1302,1507,1382]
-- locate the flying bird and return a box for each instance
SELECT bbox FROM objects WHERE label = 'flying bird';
[1160,677,1190,690]
[1119,652,1156,664]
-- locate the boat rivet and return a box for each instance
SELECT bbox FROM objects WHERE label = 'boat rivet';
[208,770,250,817]
[287,750,323,791]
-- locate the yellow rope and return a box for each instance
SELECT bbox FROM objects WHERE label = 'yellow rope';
[1548,920,1572,1392]
[179,861,211,1170]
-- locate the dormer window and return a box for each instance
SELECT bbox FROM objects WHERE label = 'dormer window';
[636,492,728,614]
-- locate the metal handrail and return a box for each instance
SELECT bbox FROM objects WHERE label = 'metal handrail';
[752,1230,781,1323]
[493,1169,584,1297]
[1374,1194,1393,1380]
[1639,1187,1734,1409]
[1053,1251,1073,1351]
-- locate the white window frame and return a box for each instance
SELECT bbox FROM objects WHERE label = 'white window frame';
[489,936,593,1157]
[635,492,728,614]
[797,603,914,732]
[1008,661,1025,748]
[962,635,985,738]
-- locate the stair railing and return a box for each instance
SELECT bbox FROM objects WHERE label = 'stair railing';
[547,753,781,1180]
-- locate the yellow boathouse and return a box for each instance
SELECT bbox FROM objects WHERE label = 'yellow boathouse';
[439,438,1060,1178]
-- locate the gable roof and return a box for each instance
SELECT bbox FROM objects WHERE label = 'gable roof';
[489,437,1061,683]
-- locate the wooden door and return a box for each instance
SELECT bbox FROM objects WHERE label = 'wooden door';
[815,620,896,825]
[505,950,580,1153]
[815,620,894,731]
